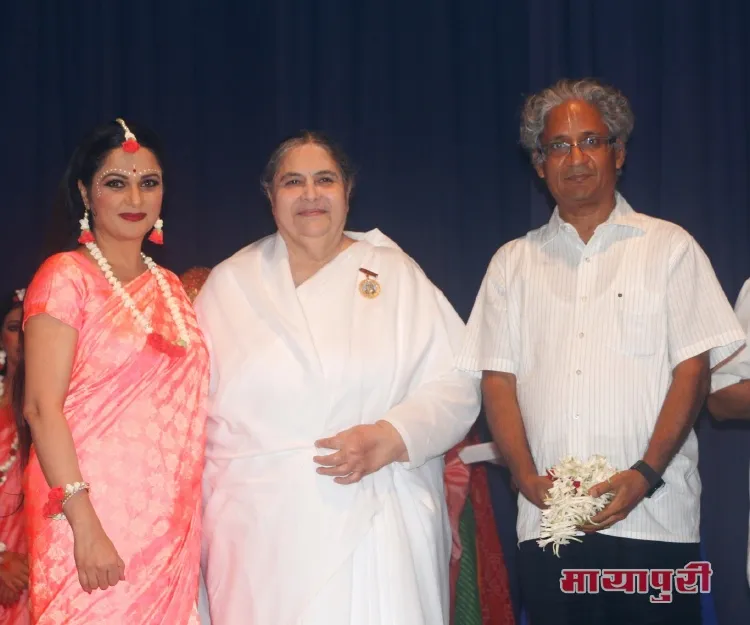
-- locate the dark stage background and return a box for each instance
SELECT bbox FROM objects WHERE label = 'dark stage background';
[2,1,749,622]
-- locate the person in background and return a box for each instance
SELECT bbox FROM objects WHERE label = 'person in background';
[0,289,29,624]
[180,267,212,303]
[706,277,750,588]
[444,434,515,625]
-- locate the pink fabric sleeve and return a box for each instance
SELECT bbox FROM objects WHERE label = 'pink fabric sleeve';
[23,253,87,331]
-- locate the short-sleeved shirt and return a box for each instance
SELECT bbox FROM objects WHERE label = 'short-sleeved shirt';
[457,193,745,544]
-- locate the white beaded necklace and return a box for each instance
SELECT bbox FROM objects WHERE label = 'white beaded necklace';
[85,241,190,352]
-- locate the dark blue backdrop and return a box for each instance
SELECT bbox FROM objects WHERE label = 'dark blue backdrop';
[2,1,749,622]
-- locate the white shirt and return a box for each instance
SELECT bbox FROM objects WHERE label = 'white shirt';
[457,193,745,544]
[710,278,750,587]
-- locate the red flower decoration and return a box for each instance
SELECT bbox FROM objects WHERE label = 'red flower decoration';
[148,229,164,245]
[147,333,187,358]
[573,480,581,488]
[43,486,65,517]
[122,139,140,153]
[147,332,170,352]
[78,230,95,244]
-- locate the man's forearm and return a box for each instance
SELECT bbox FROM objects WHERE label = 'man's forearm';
[642,353,709,475]
[481,371,537,481]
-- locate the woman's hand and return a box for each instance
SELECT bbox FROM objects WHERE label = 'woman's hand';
[0,580,20,606]
[72,520,125,593]
[313,421,408,485]
[0,552,28,595]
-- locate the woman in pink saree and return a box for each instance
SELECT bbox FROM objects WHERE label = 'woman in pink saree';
[20,119,208,624]
[0,290,30,624]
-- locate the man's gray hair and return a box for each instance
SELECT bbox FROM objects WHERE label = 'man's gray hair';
[520,78,634,165]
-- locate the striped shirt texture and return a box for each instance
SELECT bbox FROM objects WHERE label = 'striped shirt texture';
[458,193,745,544]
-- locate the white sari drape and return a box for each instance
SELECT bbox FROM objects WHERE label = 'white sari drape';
[195,230,480,625]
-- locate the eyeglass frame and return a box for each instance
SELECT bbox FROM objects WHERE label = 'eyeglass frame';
[537,135,619,160]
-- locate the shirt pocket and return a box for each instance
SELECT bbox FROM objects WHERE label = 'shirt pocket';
[608,291,664,357]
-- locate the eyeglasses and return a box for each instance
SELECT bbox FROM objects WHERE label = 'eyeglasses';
[539,136,617,159]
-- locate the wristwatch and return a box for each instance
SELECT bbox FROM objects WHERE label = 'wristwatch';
[630,460,665,498]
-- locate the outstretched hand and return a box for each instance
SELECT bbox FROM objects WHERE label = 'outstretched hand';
[313,421,408,485]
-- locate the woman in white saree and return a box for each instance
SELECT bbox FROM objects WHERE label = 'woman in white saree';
[196,132,481,625]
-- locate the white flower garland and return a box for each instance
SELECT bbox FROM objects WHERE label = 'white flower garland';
[537,455,618,557]
[0,375,18,487]
[85,241,190,349]
[0,433,18,487]
[0,288,23,485]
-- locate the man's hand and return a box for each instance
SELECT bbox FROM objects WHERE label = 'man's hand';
[518,473,553,510]
[578,469,650,532]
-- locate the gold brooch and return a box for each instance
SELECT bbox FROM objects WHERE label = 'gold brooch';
[358,268,381,299]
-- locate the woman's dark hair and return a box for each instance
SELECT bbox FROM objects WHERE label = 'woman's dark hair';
[0,294,22,337]
[41,119,166,258]
[260,130,356,198]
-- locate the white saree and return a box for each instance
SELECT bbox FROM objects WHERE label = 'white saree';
[195,229,480,625]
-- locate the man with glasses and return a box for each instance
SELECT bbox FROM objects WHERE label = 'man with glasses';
[457,78,744,624]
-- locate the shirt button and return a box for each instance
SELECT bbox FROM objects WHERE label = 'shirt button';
[585,257,591,263]
[579,332,585,338]
[573,414,580,420]
[581,296,588,302]
[576,369,582,375]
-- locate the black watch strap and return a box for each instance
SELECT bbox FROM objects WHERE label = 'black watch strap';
[630,460,664,498]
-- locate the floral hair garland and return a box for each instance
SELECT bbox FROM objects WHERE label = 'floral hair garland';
[115,118,140,153]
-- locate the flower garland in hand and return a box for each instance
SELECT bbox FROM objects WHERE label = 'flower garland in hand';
[537,455,618,557]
